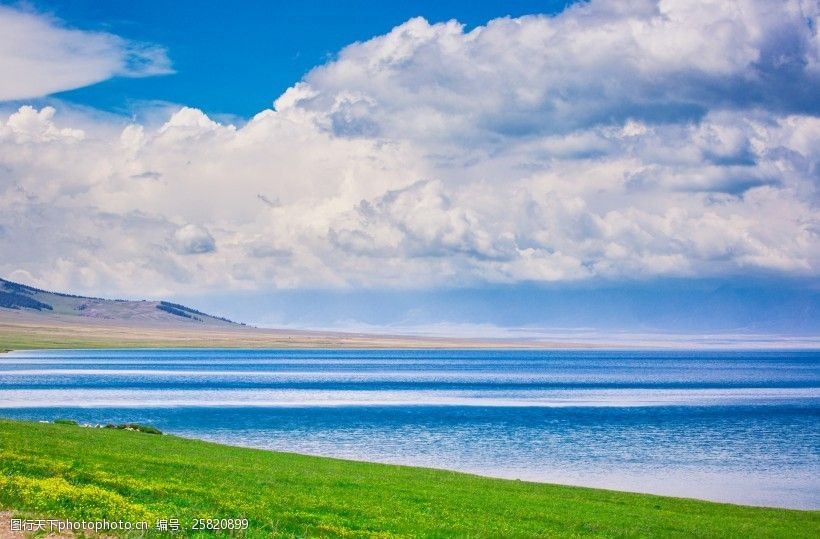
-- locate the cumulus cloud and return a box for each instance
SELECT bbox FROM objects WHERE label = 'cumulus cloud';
[0,5,171,101]
[172,224,216,255]
[282,0,820,142]
[0,0,817,296]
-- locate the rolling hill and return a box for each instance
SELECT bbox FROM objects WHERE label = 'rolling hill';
[0,277,559,351]
[0,277,238,326]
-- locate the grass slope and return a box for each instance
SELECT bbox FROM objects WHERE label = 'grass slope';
[0,419,817,538]
[0,277,238,326]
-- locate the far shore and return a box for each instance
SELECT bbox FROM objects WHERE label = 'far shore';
[0,310,595,352]
[5,308,817,353]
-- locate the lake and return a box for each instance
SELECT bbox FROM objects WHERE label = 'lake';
[0,348,817,509]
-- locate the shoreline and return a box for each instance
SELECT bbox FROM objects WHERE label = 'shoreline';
[6,417,818,512]
[3,316,817,352]
[1,418,817,538]
[4,343,820,354]
[0,311,595,351]
[163,429,816,511]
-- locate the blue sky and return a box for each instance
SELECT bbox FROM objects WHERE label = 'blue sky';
[0,0,817,341]
[27,0,572,116]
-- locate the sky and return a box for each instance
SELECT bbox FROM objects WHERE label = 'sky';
[0,0,818,340]
[23,0,575,117]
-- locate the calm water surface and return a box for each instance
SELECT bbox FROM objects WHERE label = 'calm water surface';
[1,349,817,508]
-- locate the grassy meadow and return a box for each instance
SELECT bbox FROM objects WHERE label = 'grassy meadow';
[0,418,817,538]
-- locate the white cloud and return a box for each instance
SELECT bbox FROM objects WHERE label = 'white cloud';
[280,0,819,142]
[0,0,818,296]
[172,224,216,255]
[0,5,171,101]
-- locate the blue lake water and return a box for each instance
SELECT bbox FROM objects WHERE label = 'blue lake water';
[0,348,818,509]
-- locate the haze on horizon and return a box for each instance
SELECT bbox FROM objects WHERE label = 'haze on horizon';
[0,0,817,340]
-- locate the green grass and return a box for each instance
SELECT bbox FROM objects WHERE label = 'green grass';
[0,419,817,538]
[0,329,192,351]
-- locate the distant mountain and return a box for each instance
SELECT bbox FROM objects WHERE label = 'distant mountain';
[0,277,241,327]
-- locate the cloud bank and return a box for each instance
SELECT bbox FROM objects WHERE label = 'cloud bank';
[0,0,818,296]
[0,5,172,101]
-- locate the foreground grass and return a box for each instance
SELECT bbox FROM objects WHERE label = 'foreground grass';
[1,419,817,538]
